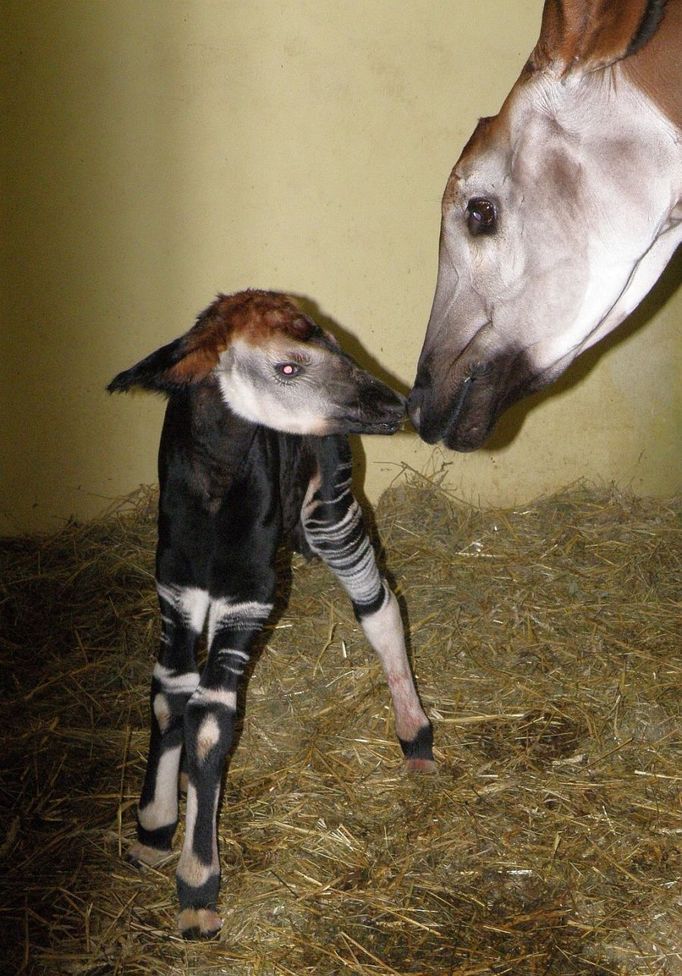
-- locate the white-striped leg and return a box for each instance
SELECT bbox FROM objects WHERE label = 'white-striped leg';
[129,583,208,866]
[176,597,273,939]
[302,469,434,770]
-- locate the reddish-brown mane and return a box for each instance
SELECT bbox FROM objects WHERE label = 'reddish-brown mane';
[168,291,314,385]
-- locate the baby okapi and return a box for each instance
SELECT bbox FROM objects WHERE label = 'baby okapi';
[108,290,434,939]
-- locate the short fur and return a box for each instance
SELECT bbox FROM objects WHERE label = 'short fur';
[409,0,682,452]
[109,290,434,938]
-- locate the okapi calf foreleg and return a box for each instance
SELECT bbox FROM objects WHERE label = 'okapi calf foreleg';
[175,591,274,939]
[302,441,434,770]
[129,583,207,867]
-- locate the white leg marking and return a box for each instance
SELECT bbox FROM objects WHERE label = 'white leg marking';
[207,598,273,646]
[216,648,250,662]
[156,582,210,633]
[361,590,429,743]
[177,907,223,936]
[138,743,182,831]
[304,496,384,605]
[177,782,221,888]
[153,692,172,732]
[190,687,238,711]
[153,662,201,695]
[196,714,221,763]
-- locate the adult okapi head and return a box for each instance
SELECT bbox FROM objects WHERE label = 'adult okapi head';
[409,0,682,451]
[108,290,405,436]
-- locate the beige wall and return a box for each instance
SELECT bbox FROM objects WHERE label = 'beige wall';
[2,0,680,534]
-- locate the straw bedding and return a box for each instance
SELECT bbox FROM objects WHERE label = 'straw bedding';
[1,473,680,975]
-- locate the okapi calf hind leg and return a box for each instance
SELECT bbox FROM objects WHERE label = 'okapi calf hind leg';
[302,444,435,771]
[128,583,207,867]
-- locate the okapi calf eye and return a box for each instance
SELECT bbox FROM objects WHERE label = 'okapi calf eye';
[466,197,497,235]
[276,362,302,378]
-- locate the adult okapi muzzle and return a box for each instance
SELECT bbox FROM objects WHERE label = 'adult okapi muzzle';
[409,0,682,451]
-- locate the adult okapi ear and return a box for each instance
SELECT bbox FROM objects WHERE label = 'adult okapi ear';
[107,306,229,395]
[530,0,668,73]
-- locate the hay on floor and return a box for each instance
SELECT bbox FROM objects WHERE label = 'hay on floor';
[1,474,680,976]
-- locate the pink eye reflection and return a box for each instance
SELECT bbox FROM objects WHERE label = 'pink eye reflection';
[277,362,302,378]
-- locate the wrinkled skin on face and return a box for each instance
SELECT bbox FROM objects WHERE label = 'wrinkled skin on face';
[409,8,682,451]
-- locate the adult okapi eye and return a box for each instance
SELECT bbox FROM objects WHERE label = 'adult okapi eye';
[466,197,497,235]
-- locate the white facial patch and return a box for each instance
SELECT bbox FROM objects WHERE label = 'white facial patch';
[508,73,679,369]
[216,340,334,435]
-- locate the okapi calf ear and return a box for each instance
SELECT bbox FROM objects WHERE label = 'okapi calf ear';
[107,305,229,395]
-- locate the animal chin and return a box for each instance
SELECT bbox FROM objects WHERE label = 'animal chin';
[439,376,497,451]
[341,397,406,435]
[347,417,403,435]
[425,347,541,451]
[442,420,492,452]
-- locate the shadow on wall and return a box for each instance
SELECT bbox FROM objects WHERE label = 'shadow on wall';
[485,245,682,452]
[294,293,411,518]
[296,294,410,397]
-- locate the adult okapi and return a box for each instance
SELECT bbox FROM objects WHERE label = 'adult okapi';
[409,0,682,451]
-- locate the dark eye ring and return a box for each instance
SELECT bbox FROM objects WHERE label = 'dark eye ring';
[276,362,302,378]
[466,197,497,236]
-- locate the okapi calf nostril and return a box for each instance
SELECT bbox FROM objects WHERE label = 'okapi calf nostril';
[108,289,434,939]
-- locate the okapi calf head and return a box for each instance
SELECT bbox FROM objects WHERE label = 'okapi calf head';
[108,290,432,940]
[108,290,406,436]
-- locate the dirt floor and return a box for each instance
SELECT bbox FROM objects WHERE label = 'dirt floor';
[1,475,680,976]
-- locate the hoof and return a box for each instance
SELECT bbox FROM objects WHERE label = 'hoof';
[178,907,223,940]
[399,725,435,772]
[127,841,172,867]
[405,757,438,774]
